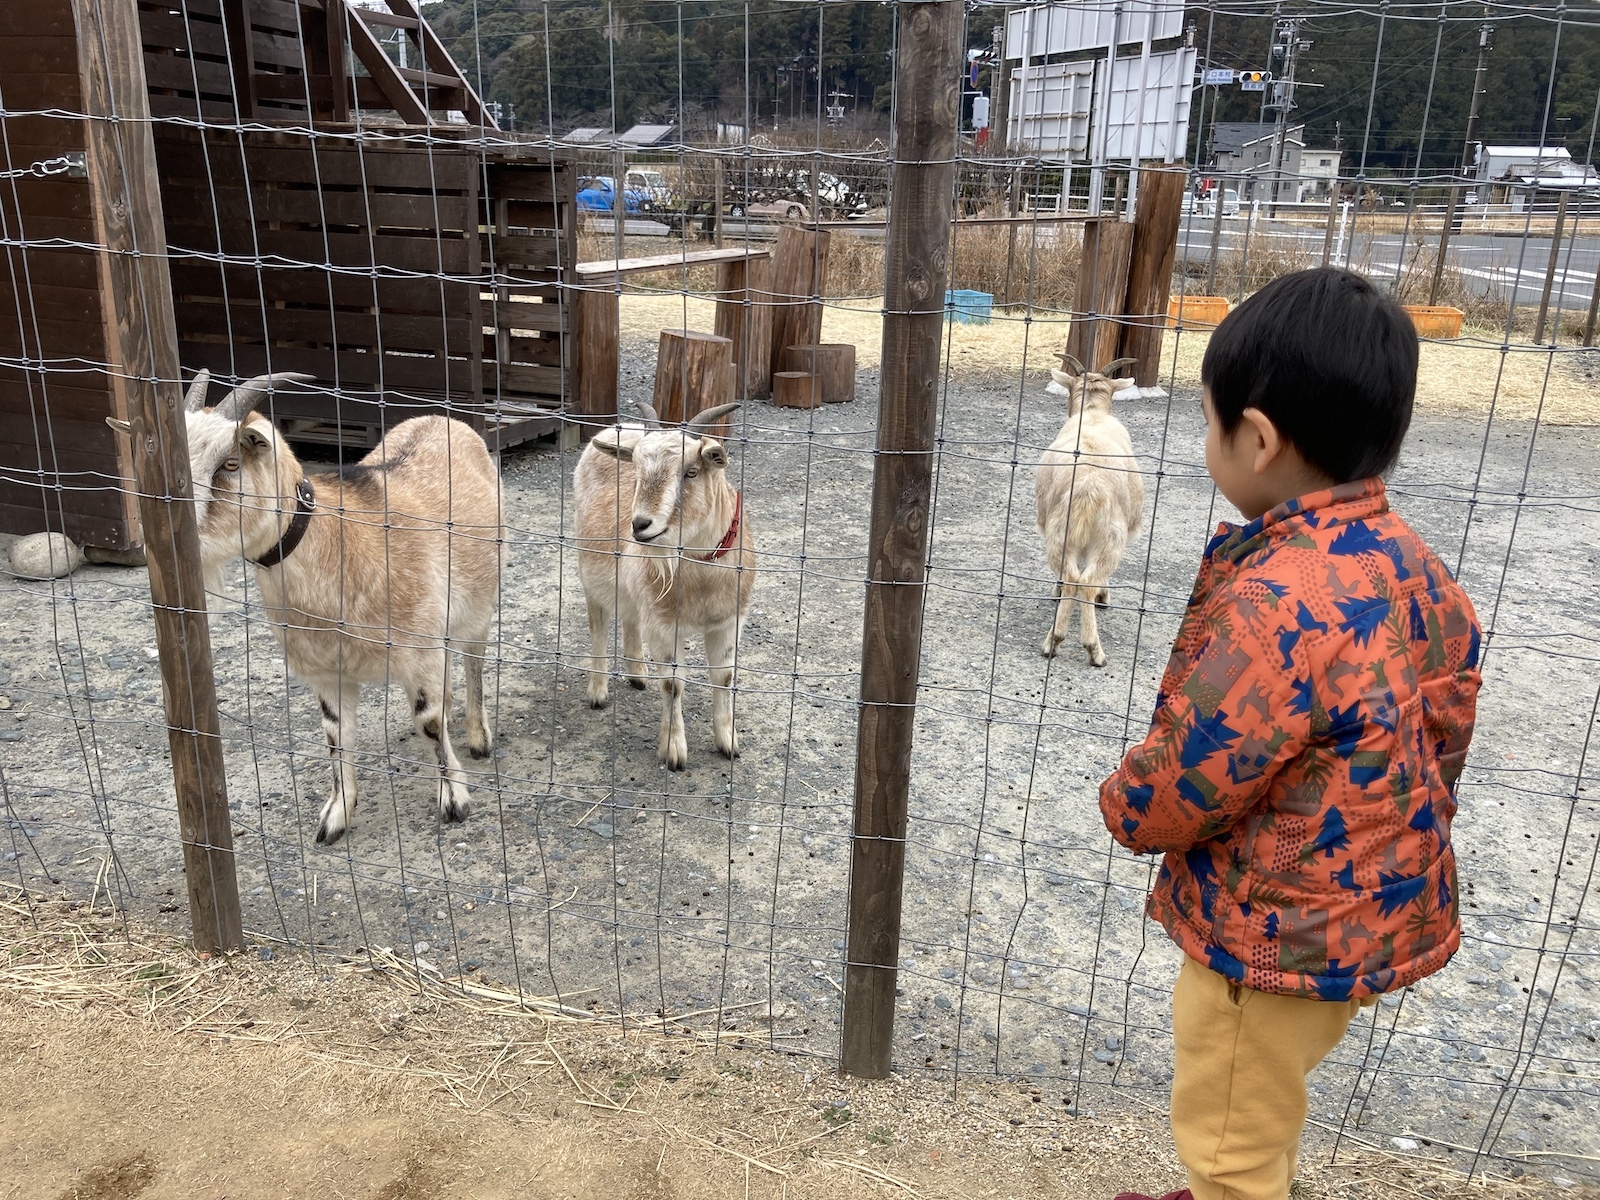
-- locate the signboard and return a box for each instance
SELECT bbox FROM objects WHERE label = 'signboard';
[1203,68,1236,85]
[1008,46,1196,162]
[1101,47,1197,160]
[1005,0,1184,61]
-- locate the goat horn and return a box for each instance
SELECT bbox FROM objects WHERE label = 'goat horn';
[183,368,212,412]
[1099,357,1138,376]
[214,372,315,422]
[635,402,662,430]
[687,403,741,431]
[1054,351,1085,376]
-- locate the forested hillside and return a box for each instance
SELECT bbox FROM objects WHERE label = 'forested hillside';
[420,0,1598,169]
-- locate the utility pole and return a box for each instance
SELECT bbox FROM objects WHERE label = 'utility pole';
[1430,15,1494,304]
[1265,15,1307,217]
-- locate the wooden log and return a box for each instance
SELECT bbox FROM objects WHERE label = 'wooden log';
[714,256,773,402]
[653,329,735,437]
[771,371,823,409]
[781,343,856,403]
[571,285,618,436]
[1118,164,1187,387]
[74,0,242,954]
[840,0,962,1082]
[766,225,831,390]
[1065,217,1134,373]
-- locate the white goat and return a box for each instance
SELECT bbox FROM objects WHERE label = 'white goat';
[110,371,504,845]
[573,402,756,770]
[1035,353,1145,666]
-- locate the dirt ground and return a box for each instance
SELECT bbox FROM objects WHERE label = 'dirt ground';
[3,289,1599,1188]
[1,891,1583,1200]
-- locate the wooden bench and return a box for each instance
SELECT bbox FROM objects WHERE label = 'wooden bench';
[572,249,774,433]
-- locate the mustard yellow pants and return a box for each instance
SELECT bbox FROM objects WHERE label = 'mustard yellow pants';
[1171,956,1376,1200]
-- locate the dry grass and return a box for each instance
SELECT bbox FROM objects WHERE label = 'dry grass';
[0,886,1584,1200]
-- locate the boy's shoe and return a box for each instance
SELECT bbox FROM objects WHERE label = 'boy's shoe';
[1112,1191,1192,1200]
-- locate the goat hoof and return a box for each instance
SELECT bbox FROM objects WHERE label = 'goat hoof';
[440,791,471,824]
[1087,649,1108,668]
[628,676,648,691]
[717,740,739,761]
[588,694,609,710]
[315,818,346,846]
[1040,639,1059,659]
[467,738,493,760]
[1095,590,1109,609]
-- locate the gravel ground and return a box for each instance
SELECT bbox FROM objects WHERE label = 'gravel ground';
[2,352,1597,1179]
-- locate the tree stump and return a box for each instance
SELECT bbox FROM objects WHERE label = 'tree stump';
[714,256,774,402]
[1064,218,1134,372]
[772,371,823,409]
[653,329,735,438]
[781,343,856,403]
[767,226,831,390]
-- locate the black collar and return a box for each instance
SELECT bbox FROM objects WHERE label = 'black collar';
[251,478,316,569]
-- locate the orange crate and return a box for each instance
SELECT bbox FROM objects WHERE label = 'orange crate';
[1402,304,1464,339]
[1167,295,1231,328]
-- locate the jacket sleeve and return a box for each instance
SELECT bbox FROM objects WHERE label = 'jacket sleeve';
[1099,585,1313,856]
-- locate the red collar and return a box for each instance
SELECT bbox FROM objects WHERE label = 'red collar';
[700,490,741,560]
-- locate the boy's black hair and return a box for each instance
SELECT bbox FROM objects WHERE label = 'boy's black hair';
[1201,267,1418,482]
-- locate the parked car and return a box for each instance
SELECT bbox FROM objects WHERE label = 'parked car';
[727,197,811,221]
[791,169,869,219]
[1196,188,1240,216]
[577,176,651,214]
[624,167,674,208]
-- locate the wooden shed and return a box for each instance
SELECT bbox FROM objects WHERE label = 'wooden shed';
[1,0,578,553]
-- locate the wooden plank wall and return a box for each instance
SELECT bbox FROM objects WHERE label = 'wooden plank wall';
[0,2,141,549]
[156,126,483,444]
[481,155,576,420]
[139,0,312,123]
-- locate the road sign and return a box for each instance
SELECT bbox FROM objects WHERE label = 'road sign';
[1240,70,1268,91]
[1203,68,1236,85]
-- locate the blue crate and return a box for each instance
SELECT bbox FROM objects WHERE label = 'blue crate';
[944,288,993,325]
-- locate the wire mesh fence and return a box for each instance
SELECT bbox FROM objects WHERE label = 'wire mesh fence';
[2,0,1599,1187]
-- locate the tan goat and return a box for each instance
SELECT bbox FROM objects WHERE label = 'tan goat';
[111,371,503,845]
[573,402,756,770]
[1035,354,1145,666]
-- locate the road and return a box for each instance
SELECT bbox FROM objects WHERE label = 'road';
[1175,215,1600,308]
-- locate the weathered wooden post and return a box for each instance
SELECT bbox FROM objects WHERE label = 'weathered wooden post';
[714,256,773,402]
[1534,190,1570,345]
[767,225,831,393]
[75,0,242,953]
[1066,218,1135,371]
[653,329,735,438]
[840,0,962,1081]
[1118,164,1186,388]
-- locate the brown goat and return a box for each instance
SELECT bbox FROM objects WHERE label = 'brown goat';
[1035,354,1145,666]
[573,402,756,769]
[111,371,503,844]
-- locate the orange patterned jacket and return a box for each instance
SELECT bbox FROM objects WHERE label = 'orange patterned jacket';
[1099,479,1482,999]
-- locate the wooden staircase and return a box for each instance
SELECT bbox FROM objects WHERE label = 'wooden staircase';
[141,0,499,129]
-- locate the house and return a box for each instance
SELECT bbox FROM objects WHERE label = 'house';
[1476,145,1598,206]
[1207,122,1340,203]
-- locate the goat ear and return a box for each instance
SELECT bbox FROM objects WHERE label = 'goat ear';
[106,417,134,437]
[238,423,272,455]
[1049,368,1076,390]
[590,427,635,461]
[699,438,727,469]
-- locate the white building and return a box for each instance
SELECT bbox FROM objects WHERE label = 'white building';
[1002,0,1196,177]
[1475,145,1598,204]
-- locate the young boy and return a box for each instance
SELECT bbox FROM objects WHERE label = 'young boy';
[1100,268,1482,1200]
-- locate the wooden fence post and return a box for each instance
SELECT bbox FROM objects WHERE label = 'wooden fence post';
[1065,217,1134,371]
[1534,191,1570,345]
[653,329,735,439]
[714,257,773,402]
[1118,164,1186,387]
[840,0,962,1081]
[75,0,243,954]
